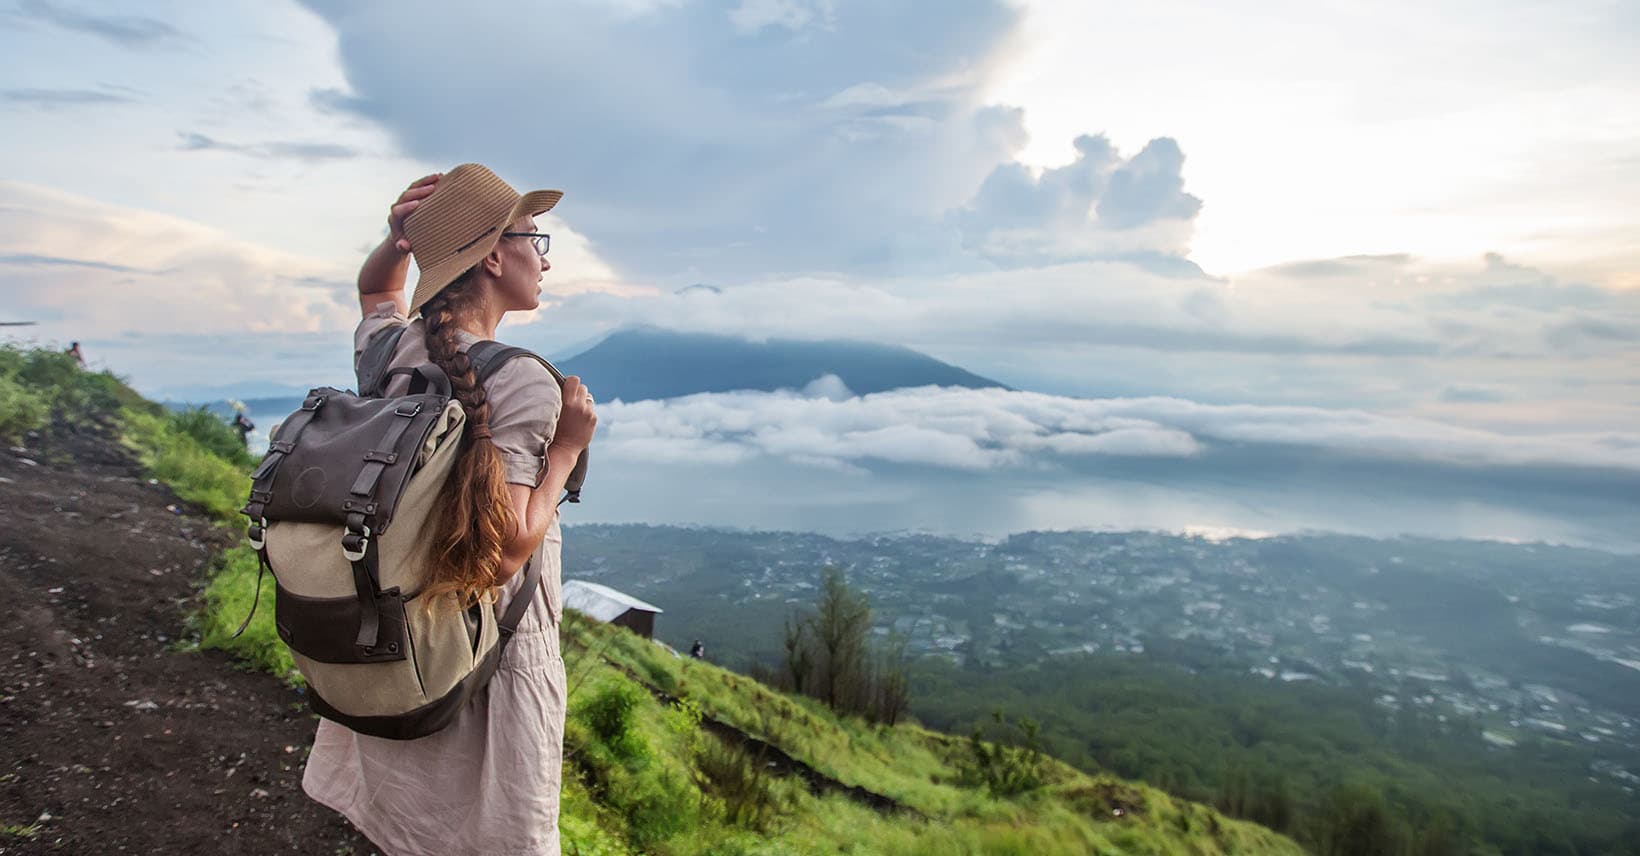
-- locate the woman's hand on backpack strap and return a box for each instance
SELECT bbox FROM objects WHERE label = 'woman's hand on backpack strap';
[388,173,442,253]
[552,376,598,453]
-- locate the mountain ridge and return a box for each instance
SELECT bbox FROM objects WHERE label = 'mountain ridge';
[557,326,1008,401]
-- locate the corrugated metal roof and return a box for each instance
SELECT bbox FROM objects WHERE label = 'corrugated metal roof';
[562,580,664,623]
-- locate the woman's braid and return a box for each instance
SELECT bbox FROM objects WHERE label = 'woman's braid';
[417,278,517,608]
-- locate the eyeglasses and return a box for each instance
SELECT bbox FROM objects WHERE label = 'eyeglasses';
[502,231,550,257]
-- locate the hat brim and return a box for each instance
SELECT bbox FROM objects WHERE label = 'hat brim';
[408,188,564,316]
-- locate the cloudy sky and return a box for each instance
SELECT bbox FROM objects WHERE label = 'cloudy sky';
[2,0,1636,547]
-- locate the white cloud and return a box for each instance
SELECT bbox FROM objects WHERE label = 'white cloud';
[990,1,1640,283]
[297,0,1058,281]
[801,373,854,401]
[0,180,353,337]
[950,133,1201,268]
[530,251,1637,364]
[596,385,1639,475]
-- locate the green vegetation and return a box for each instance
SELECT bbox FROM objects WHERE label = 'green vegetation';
[913,647,1640,856]
[564,523,1640,856]
[196,545,295,679]
[0,822,42,841]
[119,406,252,521]
[557,609,1304,854]
[0,343,138,444]
[959,712,1048,798]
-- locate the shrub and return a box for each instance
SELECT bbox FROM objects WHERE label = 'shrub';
[169,406,255,469]
[558,812,628,856]
[617,767,697,848]
[959,712,1048,798]
[0,344,132,438]
[0,373,48,444]
[692,734,785,831]
[121,407,250,522]
[664,697,705,754]
[580,680,649,761]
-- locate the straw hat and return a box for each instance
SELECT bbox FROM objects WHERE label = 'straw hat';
[403,163,563,315]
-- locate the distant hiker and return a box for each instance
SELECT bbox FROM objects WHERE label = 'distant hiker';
[231,412,255,447]
[690,639,706,660]
[65,342,84,367]
[301,165,596,856]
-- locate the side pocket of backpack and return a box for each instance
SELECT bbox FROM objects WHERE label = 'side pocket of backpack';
[402,600,429,702]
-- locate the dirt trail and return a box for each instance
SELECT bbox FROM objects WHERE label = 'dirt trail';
[0,429,375,855]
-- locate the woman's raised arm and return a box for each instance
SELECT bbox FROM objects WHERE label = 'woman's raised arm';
[357,173,441,317]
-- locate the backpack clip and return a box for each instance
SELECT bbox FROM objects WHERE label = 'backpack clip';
[341,524,372,562]
[247,517,269,550]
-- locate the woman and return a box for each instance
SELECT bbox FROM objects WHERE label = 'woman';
[302,164,597,856]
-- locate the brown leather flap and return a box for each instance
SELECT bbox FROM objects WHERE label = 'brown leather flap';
[275,584,409,664]
[259,388,450,534]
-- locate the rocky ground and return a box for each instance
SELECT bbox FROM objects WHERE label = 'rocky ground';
[0,427,376,854]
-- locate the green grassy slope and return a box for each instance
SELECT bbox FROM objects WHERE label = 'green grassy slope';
[0,345,1305,855]
[557,611,1305,854]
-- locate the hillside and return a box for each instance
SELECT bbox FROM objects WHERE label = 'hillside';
[560,524,1640,854]
[0,344,1305,854]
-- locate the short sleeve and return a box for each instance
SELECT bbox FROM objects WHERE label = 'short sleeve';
[353,301,411,370]
[484,357,562,488]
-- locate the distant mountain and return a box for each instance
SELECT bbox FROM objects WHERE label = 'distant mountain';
[558,327,1007,401]
[198,328,1006,423]
[175,397,306,420]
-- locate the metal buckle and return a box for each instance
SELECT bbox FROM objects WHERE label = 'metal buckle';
[300,394,327,412]
[341,525,371,562]
[246,517,269,550]
[394,401,423,417]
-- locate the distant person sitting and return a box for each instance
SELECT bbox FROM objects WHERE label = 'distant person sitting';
[689,639,705,660]
[232,412,255,447]
[65,342,85,367]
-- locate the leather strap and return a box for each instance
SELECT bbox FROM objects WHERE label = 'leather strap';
[466,341,590,503]
[242,390,327,521]
[497,557,540,639]
[356,325,410,397]
[348,404,420,502]
[350,535,383,650]
[230,547,272,639]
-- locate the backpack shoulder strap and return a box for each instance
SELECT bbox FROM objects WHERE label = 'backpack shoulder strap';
[497,558,541,639]
[356,324,410,397]
[466,340,588,503]
[468,340,567,385]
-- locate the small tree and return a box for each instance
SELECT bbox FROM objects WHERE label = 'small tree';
[960,711,1047,797]
[780,566,910,724]
[870,632,911,726]
[811,566,871,709]
[783,614,812,695]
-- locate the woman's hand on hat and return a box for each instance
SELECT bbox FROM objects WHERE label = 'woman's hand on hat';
[388,173,442,253]
[552,376,598,453]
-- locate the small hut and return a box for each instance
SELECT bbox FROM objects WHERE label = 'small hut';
[562,580,664,639]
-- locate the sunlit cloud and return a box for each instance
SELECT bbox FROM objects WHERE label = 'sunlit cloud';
[597,382,1640,474]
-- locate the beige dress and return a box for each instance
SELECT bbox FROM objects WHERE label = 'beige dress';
[303,302,568,856]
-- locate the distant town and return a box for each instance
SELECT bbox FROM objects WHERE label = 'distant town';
[564,524,1640,795]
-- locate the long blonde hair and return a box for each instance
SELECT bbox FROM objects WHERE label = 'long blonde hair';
[418,275,518,606]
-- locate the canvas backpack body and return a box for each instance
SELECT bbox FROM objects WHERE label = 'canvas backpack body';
[235,328,587,740]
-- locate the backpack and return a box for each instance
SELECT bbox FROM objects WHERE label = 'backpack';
[234,325,589,740]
